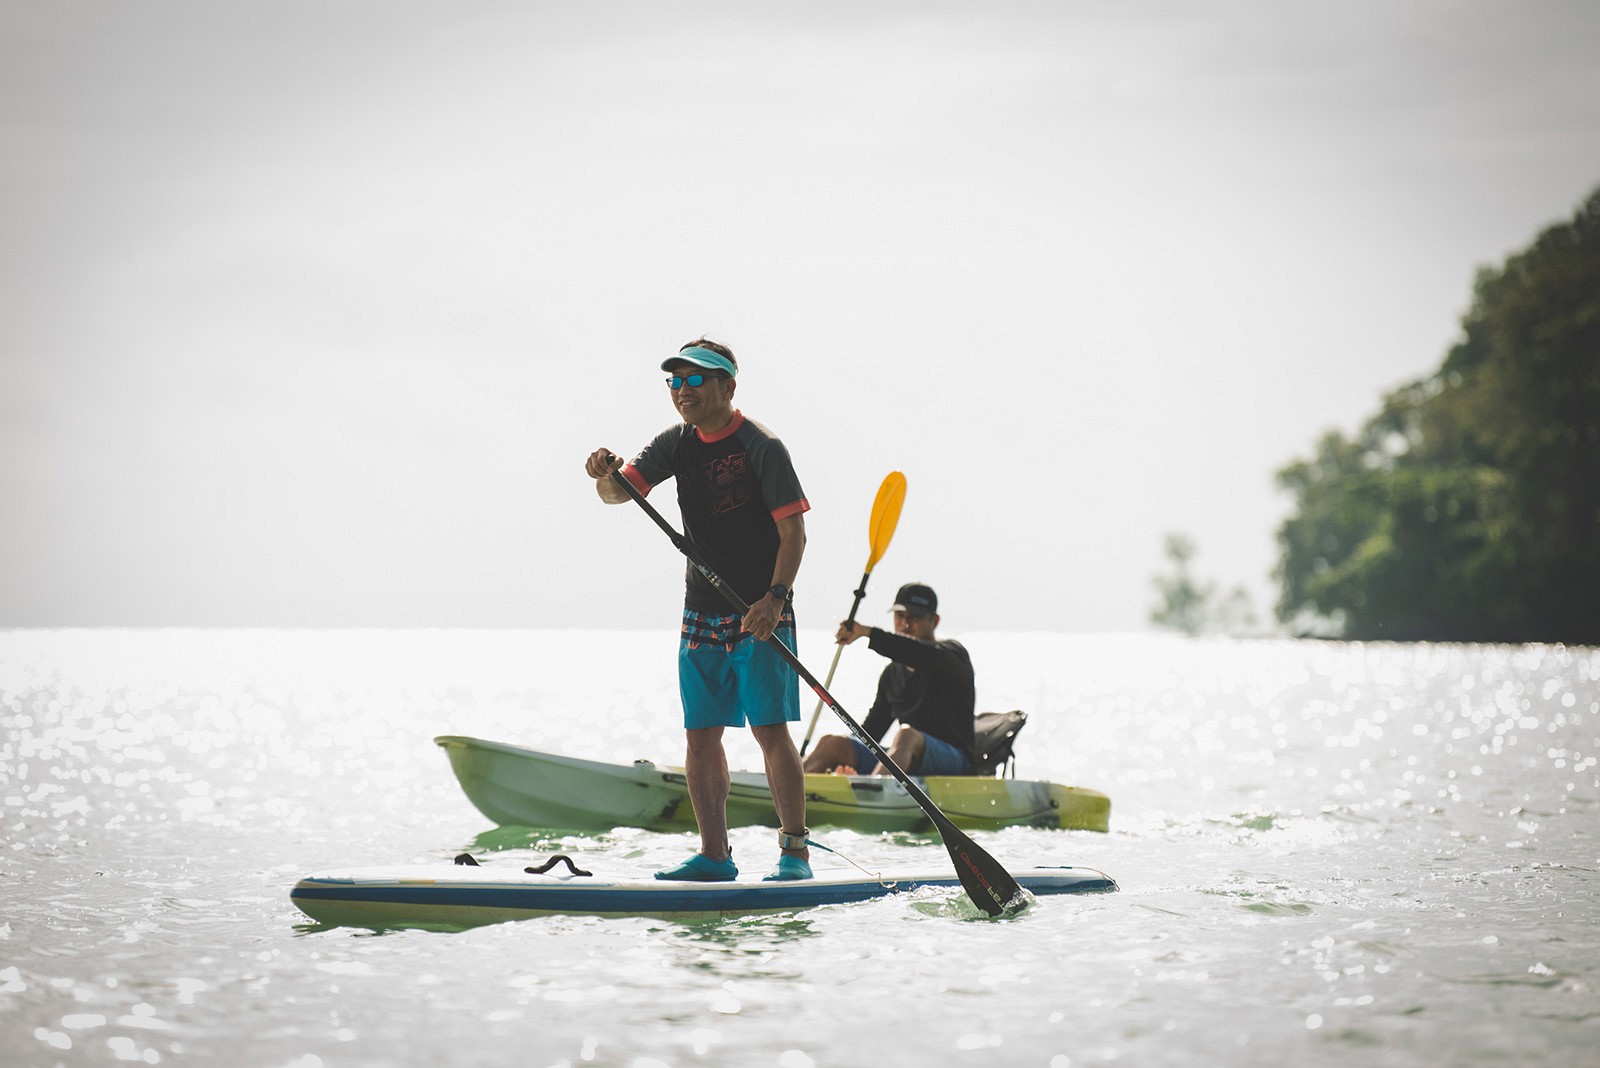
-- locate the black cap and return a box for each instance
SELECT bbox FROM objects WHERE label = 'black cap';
[891,582,937,616]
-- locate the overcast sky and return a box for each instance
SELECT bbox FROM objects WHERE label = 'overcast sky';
[3,0,1598,632]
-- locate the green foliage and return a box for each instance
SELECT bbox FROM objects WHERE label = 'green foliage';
[1275,187,1600,643]
[1151,532,1257,637]
[1151,533,1207,635]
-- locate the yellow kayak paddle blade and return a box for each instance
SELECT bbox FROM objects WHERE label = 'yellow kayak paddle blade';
[865,471,907,573]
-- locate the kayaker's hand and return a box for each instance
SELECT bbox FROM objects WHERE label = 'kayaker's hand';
[743,595,781,642]
[835,620,869,646]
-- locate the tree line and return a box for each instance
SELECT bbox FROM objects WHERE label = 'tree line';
[1273,186,1600,643]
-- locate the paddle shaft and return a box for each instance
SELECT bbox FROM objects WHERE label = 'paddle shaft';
[798,571,871,755]
[800,471,904,756]
[606,467,1022,916]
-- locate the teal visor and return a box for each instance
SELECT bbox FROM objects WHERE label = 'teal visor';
[661,346,737,378]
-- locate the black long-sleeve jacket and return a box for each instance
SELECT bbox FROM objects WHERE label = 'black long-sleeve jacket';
[860,629,976,763]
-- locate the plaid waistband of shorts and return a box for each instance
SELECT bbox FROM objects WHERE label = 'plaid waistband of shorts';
[681,604,796,651]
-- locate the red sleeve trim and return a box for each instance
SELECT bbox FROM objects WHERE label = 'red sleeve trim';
[771,498,810,522]
[621,464,652,497]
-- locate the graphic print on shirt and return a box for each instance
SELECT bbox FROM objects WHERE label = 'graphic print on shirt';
[706,452,755,515]
[626,414,809,613]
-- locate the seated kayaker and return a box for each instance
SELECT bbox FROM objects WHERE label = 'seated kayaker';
[801,582,975,777]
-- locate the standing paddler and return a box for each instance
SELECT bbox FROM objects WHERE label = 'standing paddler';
[583,338,813,882]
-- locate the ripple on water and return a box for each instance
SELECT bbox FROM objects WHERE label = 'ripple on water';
[2,631,1597,1068]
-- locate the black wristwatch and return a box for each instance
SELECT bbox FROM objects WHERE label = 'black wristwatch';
[767,583,792,602]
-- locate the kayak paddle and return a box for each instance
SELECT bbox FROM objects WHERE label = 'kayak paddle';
[606,465,1025,917]
[799,470,907,756]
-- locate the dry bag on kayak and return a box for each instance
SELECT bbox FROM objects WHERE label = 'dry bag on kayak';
[972,710,1027,777]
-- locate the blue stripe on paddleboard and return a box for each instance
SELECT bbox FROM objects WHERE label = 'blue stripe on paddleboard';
[291,870,1116,915]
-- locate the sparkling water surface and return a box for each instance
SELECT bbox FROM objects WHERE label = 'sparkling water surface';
[2,630,1596,1067]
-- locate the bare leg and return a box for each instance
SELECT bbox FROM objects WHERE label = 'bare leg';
[751,723,810,860]
[801,734,858,774]
[875,726,926,776]
[684,727,731,861]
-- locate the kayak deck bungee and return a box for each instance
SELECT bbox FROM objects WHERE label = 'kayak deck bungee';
[435,736,1111,833]
[290,862,1118,928]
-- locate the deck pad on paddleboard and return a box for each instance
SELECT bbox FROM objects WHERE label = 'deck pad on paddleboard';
[291,864,1117,927]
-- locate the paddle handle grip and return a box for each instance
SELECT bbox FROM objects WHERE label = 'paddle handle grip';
[845,570,872,625]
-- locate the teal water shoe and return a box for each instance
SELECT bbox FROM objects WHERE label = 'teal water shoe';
[654,853,738,882]
[762,854,813,881]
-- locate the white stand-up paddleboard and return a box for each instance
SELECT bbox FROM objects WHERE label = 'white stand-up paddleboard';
[291,862,1117,928]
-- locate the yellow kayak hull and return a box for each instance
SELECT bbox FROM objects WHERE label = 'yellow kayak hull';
[435,736,1110,833]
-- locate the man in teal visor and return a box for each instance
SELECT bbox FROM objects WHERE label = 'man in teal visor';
[584,338,813,882]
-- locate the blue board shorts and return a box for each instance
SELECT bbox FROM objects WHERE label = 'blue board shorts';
[850,732,971,776]
[679,607,801,730]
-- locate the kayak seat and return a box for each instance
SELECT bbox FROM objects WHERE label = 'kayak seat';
[971,710,1028,778]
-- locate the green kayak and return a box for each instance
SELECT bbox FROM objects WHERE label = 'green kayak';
[435,735,1111,833]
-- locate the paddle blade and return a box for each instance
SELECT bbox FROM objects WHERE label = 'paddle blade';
[930,811,1029,916]
[865,471,907,572]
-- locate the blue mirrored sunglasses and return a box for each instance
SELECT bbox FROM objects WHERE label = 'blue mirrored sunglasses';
[665,372,725,390]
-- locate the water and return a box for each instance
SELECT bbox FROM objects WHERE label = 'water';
[2,629,1597,1067]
